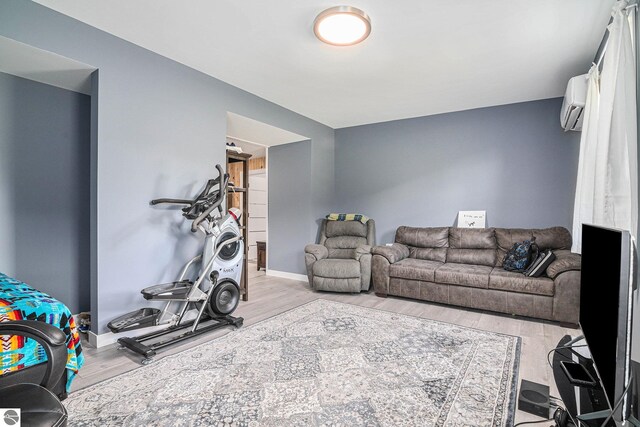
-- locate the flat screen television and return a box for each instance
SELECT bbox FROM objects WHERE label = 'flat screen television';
[580,224,635,423]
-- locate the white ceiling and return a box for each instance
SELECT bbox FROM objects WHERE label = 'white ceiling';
[0,35,95,94]
[34,0,614,128]
[226,112,308,147]
[227,138,266,158]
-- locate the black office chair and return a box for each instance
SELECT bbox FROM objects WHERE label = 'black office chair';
[0,320,68,427]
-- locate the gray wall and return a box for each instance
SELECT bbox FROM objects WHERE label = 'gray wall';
[0,1,335,333]
[0,2,584,334]
[269,140,312,274]
[0,72,91,314]
[632,4,640,363]
[335,98,581,243]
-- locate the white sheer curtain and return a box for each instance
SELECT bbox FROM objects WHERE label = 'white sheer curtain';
[572,67,600,252]
[572,0,637,253]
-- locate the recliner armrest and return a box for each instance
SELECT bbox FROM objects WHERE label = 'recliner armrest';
[354,245,372,260]
[305,244,328,261]
[0,320,68,390]
[372,243,410,264]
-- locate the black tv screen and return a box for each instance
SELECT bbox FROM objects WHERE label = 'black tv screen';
[580,224,633,418]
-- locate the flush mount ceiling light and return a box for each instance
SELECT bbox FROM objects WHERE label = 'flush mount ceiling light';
[313,6,371,46]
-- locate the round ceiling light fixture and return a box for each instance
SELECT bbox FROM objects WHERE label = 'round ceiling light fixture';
[313,6,371,46]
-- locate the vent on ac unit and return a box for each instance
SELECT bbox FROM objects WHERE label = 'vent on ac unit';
[560,74,588,131]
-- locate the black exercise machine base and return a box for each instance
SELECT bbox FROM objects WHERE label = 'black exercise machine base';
[117,314,243,363]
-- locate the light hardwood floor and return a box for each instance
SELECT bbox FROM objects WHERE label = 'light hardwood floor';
[74,267,576,426]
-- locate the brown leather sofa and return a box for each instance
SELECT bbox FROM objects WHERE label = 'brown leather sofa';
[372,226,582,324]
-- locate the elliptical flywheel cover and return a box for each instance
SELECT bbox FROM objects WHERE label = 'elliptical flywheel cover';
[217,231,241,261]
[208,280,240,317]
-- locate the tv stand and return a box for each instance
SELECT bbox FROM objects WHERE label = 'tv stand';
[552,335,640,426]
[552,335,615,426]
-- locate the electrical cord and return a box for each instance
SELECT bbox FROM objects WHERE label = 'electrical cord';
[514,406,570,427]
[547,344,588,369]
[513,418,555,426]
[597,374,634,427]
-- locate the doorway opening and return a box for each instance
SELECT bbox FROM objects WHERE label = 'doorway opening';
[225,112,309,298]
[227,139,267,280]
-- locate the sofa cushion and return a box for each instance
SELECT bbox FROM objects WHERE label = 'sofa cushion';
[495,229,534,268]
[449,228,496,249]
[446,249,496,267]
[532,227,572,250]
[395,226,449,248]
[389,258,444,282]
[546,250,581,279]
[325,220,368,238]
[489,268,554,296]
[409,247,448,262]
[313,276,361,292]
[325,236,367,259]
[434,263,492,289]
[313,259,361,278]
[325,235,368,249]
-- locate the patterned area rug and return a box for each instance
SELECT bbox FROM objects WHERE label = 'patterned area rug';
[67,300,521,426]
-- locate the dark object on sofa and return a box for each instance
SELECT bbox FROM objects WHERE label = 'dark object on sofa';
[372,226,581,324]
[0,320,68,426]
[305,219,376,292]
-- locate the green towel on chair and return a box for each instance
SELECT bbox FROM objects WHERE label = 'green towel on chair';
[326,213,369,224]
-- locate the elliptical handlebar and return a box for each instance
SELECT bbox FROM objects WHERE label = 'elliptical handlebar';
[149,164,230,233]
[191,164,228,232]
[150,198,193,206]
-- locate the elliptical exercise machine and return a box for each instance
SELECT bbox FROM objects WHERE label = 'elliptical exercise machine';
[108,164,244,364]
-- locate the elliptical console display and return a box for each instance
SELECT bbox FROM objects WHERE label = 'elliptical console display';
[107,164,244,364]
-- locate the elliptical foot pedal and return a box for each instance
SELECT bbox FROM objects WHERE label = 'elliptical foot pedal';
[108,308,161,333]
[141,280,194,300]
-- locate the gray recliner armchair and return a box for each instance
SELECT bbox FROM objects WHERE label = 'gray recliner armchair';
[305,219,376,293]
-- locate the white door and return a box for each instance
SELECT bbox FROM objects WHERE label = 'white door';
[248,171,267,261]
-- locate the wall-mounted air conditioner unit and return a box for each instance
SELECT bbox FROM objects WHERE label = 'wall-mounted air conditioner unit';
[560,74,588,131]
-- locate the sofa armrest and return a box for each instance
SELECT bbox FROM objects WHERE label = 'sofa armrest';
[552,270,581,325]
[359,252,373,291]
[354,245,372,261]
[546,250,581,279]
[371,243,409,264]
[304,244,328,261]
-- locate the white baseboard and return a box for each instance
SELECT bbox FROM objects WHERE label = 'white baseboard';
[266,269,308,282]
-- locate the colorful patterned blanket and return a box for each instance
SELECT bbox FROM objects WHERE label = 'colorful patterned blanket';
[326,213,370,224]
[0,273,84,391]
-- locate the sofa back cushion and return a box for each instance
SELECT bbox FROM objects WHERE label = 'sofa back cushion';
[322,220,371,259]
[325,220,368,238]
[324,236,368,258]
[395,226,449,262]
[447,228,497,267]
[532,227,572,250]
[449,228,496,249]
[495,227,572,267]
